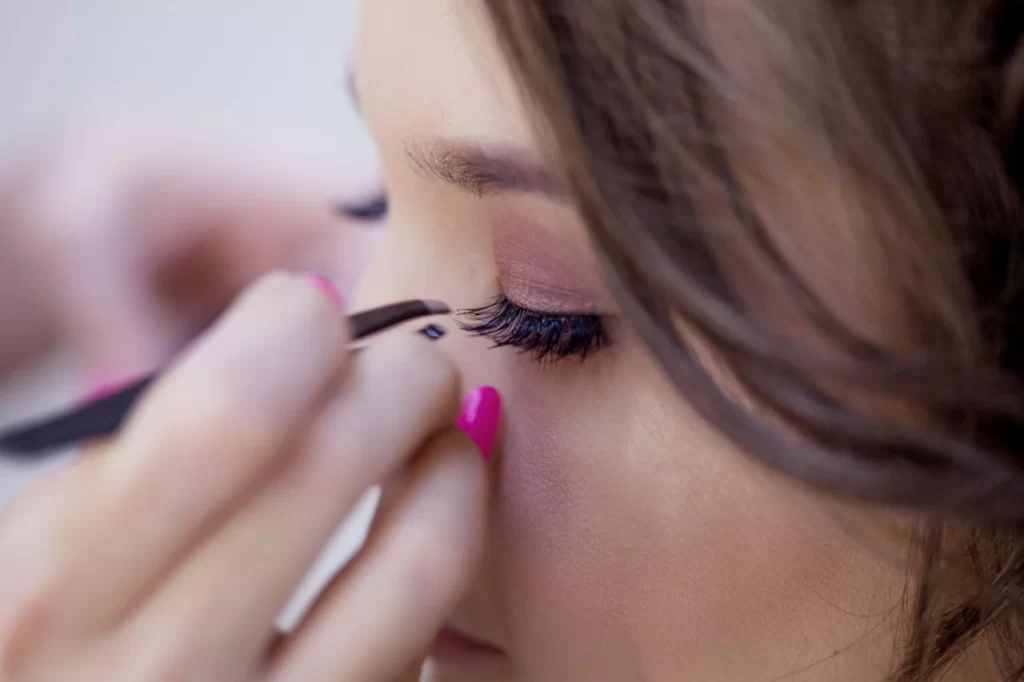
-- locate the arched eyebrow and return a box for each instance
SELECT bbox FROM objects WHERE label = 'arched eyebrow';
[348,70,565,200]
[403,138,567,201]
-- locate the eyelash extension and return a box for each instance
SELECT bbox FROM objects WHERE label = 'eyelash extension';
[459,295,610,362]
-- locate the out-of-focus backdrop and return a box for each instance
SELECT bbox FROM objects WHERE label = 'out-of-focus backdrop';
[0,0,372,505]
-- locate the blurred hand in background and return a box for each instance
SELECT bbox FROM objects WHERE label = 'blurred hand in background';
[0,119,385,389]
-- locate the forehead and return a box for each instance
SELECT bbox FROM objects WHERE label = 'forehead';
[352,0,536,149]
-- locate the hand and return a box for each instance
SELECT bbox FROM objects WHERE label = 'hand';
[0,120,384,383]
[0,273,497,682]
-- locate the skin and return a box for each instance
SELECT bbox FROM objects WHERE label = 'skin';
[352,1,992,680]
[0,119,383,382]
[0,2,1001,681]
[0,272,488,682]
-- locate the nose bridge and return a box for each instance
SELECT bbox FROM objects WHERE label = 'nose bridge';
[351,217,498,314]
[350,219,505,394]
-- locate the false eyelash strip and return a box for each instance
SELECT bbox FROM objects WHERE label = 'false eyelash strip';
[459,296,609,362]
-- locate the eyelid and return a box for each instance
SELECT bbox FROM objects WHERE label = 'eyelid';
[503,289,615,318]
[499,268,609,315]
[494,223,611,314]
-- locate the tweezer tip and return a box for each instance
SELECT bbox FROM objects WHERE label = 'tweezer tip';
[423,300,450,315]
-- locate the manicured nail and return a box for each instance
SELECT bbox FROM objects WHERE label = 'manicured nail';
[419,323,446,340]
[304,273,344,309]
[455,386,502,461]
[81,373,140,403]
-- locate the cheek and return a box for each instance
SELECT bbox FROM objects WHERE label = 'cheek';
[487,344,902,678]
[488,347,717,673]
[488,349,651,678]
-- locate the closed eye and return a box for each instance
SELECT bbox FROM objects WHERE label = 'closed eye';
[338,194,388,222]
[459,295,610,362]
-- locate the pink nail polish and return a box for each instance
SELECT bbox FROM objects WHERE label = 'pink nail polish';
[81,373,138,403]
[304,273,344,309]
[455,386,502,461]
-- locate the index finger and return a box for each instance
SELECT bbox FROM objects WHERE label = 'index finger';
[47,271,350,624]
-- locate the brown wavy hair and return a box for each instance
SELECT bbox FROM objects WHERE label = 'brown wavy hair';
[481,1,1024,679]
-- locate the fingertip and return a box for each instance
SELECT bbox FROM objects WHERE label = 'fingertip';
[302,272,344,310]
[455,386,502,462]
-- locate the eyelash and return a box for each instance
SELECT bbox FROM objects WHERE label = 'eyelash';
[337,194,388,222]
[459,295,610,362]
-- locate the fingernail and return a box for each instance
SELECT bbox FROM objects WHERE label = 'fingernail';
[419,323,447,340]
[455,386,502,461]
[303,273,344,309]
[81,373,140,403]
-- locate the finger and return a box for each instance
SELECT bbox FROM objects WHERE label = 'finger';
[394,662,425,682]
[122,334,460,680]
[268,424,492,682]
[30,271,350,626]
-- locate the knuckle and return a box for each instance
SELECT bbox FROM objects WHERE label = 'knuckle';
[242,270,296,307]
[308,405,378,476]
[0,481,49,532]
[136,374,277,458]
[0,564,66,678]
[425,428,490,500]
[414,347,461,408]
[396,451,486,605]
[146,646,200,682]
[117,616,203,682]
[370,336,461,413]
[395,520,469,610]
[0,474,76,564]
[133,650,192,682]
[238,271,347,341]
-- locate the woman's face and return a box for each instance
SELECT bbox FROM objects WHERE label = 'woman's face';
[352,2,905,680]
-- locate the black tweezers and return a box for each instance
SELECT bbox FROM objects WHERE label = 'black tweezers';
[0,299,448,459]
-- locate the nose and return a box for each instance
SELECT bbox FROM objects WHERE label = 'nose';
[350,216,510,430]
[349,214,496,316]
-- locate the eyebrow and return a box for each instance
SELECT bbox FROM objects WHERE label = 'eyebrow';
[404,138,566,200]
